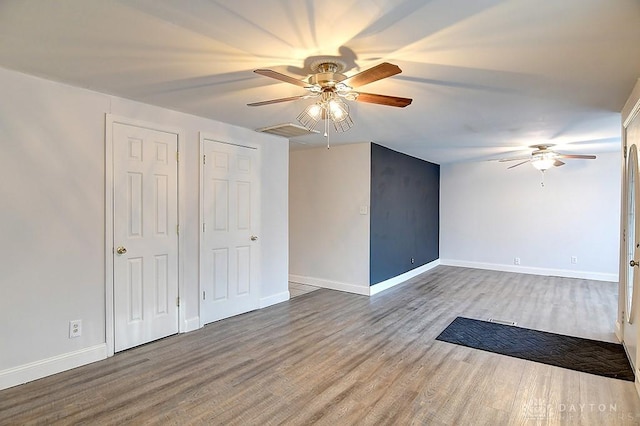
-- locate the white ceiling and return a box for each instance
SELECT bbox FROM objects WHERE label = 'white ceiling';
[1,0,639,163]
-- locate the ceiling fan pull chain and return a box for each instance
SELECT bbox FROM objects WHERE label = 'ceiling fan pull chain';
[325,117,330,149]
[541,170,545,187]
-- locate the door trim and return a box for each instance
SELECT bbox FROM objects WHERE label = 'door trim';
[627,145,640,325]
[105,114,186,357]
[619,82,640,343]
[198,132,260,327]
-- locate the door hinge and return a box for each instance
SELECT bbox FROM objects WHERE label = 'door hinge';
[177,224,179,235]
[203,154,206,165]
[203,291,206,300]
[203,223,206,232]
[176,297,180,307]
[176,151,180,162]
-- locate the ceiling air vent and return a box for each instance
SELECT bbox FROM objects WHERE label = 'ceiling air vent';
[255,123,319,138]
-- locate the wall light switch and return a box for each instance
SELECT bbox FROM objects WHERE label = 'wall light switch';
[359,206,368,215]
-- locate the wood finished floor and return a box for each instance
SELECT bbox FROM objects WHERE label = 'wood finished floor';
[2,266,640,425]
[289,282,321,298]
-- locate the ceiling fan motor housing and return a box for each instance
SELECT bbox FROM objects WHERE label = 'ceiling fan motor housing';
[530,144,553,155]
[308,62,347,88]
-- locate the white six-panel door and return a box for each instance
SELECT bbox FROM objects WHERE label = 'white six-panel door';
[201,139,260,325]
[113,123,179,352]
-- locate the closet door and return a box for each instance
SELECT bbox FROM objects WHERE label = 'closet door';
[200,139,261,325]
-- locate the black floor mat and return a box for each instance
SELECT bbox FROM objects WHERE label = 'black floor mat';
[436,317,634,381]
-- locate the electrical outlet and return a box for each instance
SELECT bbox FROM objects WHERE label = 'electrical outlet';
[69,320,82,338]
[411,257,415,264]
[514,257,521,265]
[571,256,578,264]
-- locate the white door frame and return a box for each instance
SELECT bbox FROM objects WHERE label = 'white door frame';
[199,132,261,327]
[623,144,640,370]
[621,93,640,336]
[105,114,186,357]
[619,80,640,397]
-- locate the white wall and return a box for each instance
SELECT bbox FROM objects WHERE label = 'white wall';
[0,66,289,389]
[259,134,289,306]
[440,151,621,280]
[289,143,371,294]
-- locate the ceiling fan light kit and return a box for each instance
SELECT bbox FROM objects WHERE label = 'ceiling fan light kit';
[249,58,412,140]
[531,154,556,171]
[297,90,353,133]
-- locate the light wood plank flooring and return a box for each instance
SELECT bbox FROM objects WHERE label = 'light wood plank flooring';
[289,282,320,298]
[2,266,640,425]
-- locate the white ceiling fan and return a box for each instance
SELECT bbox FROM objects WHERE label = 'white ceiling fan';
[248,59,412,134]
[499,144,596,171]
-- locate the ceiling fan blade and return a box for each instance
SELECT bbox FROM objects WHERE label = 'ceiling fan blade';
[498,156,531,162]
[355,92,412,108]
[247,95,307,106]
[341,62,402,88]
[507,160,531,169]
[554,160,565,167]
[556,154,596,160]
[254,69,310,88]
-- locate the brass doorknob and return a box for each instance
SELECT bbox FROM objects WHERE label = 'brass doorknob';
[116,246,127,255]
[250,236,258,241]
[631,260,639,267]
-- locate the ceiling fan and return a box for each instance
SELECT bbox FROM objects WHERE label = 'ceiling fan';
[499,144,596,171]
[248,59,412,133]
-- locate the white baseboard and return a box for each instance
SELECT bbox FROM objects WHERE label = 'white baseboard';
[0,344,108,391]
[289,274,370,296]
[290,262,441,297]
[183,316,201,333]
[439,259,618,282]
[260,291,290,308]
[370,259,441,295]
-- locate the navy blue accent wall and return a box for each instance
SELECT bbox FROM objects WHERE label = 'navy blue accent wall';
[370,143,440,285]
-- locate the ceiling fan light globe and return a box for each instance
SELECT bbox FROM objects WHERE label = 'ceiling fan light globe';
[328,98,349,122]
[532,158,555,171]
[329,101,343,115]
[297,104,321,130]
[308,104,322,119]
[333,115,354,132]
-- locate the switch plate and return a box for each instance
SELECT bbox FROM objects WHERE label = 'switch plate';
[359,206,368,215]
[571,256,578,264]
[69,320,82,338]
